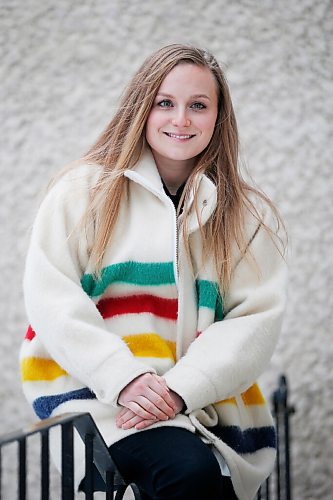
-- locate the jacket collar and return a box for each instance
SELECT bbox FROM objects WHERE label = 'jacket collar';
[124,147,217,232]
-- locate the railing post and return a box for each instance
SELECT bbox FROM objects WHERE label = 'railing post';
[0,446,2,500]
[41,429,50,500]
[266,476,270,500]
[84,433,94,500]
[61,421,74,500]
[272,375,295,500]
[282,375,294,500]
[105,469,114,500]
[18,437,26,500]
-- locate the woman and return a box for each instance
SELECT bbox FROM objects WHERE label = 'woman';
[20,44,287,499]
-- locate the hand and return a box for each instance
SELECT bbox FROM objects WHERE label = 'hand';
[116,407,157,430]
[117,373,177,421]
[116,381,185,430]
[168,389,185,414]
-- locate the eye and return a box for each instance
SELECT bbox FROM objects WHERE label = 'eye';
[191,102,206,110]
[157,99,173,108]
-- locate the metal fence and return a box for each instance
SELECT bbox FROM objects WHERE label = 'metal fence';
[0,375,294,500]
[257,375,295,500]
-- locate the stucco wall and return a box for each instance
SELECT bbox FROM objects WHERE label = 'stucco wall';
[1,0,332,498]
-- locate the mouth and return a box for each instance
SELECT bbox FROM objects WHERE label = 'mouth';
[164,132,196,140]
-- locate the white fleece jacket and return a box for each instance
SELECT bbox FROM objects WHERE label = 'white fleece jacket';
[20,148,287,499]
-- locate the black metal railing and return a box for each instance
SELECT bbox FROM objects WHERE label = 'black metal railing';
[0,375,294,500]
[257,375,295,500]
[0,412,140,500]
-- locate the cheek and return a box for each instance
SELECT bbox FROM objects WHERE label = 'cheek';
[196,116,217,152]
[199,115,217,140]
[145,113,166,151]
[145,115,155,144]
[146,111,163,134]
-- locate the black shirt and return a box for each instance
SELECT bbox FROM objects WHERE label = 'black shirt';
[161,179,186,211]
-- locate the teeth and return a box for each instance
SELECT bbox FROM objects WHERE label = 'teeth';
[166,133,193,139]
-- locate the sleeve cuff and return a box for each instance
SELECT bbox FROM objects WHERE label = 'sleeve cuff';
[163,363,217,413]
[90,352,156,407]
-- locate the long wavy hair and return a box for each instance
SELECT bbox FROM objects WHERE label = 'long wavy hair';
[76,43,284,291]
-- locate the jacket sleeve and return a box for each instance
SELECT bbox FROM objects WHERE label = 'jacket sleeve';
[163,206,288,413]
[23,167,154,407]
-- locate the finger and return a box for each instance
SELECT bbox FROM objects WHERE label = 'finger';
[125,401,160,420]
[153,374,168,387]
[117,407,132,419]
[145,382,177,414]
[135,419,156,430]
[143,388,176,418]
[132,395,170,420]
[116,409,136,426]
[120,414,143,429]
[148,377,177,410]
[152,373,168,387]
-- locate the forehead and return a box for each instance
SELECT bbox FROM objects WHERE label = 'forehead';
[158,63,218,97]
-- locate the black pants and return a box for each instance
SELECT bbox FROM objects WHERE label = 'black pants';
[80,427,237,499]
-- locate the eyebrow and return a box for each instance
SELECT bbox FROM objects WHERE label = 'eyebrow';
[156,92,211,101]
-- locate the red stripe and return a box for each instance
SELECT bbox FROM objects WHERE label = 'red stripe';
[25,325,36,341]
[97,294,178,321]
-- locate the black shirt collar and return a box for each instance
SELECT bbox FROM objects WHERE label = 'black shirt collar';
[161,179,187,210]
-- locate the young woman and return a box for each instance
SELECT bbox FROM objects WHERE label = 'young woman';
[20,44,287,499]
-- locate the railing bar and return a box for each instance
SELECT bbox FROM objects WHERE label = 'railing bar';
[61,422,74,500]
[0,445,2,500]
[41,429,50,500]
[115,485,128,499]
[285,396,292,500]
[0,413,88,446]
[266,475,270,500]
[84,434,94,500]
[105,469,114,500]
[280,424,287,500]
[18,438,27,500]
[275,410,281,500]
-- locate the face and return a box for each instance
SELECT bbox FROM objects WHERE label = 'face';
[145,63,218,172]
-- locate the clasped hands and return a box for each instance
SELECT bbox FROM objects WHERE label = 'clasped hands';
[116,373,184,430]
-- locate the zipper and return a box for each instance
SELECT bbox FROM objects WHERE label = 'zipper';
[168,198,179,289]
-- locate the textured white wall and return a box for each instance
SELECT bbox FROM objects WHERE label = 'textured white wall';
[1,0,332,498]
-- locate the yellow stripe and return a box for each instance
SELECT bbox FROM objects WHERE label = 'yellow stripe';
[123,333,176,361]
[216,384,265,406]
[241,383,266,405]
[216,396,237,406]
[21,357,67,382]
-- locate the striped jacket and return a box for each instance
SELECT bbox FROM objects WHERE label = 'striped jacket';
[20,149,287,499]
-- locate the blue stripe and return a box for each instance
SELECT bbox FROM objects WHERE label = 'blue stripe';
[211,425,276,454]
[33,388,96,419]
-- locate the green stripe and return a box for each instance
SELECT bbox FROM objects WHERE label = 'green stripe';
[196,279,224,320]
[81,261,176,297]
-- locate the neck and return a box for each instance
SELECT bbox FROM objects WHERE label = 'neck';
[151,152,195,195]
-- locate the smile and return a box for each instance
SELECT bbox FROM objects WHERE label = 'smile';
[164,132,195,140]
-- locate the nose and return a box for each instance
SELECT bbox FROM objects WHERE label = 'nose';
[171,109,190,127]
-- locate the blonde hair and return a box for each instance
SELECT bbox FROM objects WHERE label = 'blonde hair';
[77,43,284,291]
